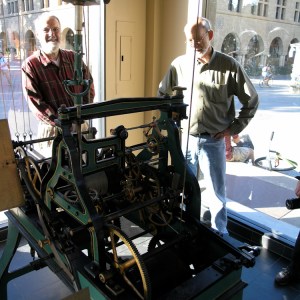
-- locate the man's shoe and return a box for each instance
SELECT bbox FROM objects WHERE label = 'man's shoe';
[275,267,297,286]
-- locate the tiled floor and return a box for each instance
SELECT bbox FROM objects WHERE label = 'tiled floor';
[1,219,300,300]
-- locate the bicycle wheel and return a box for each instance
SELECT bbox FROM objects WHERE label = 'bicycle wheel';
[254,151,297,171]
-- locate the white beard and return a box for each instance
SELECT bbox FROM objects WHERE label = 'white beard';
[41,41,60,56]
[187,46,210,61]
[197,46,209,58]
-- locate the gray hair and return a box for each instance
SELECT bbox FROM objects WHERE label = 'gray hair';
[184,17,212,35]
[35,14,61,29]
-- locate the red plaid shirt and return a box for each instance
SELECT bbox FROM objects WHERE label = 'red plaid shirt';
[22,49,95,125]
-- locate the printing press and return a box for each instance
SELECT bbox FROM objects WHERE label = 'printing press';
[0,1,259,299]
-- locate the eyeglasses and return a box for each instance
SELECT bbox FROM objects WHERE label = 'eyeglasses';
[186,31,208,47]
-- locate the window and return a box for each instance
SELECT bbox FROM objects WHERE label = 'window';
[208,0,300,240]
[14,1,18,13]
[7,0,18,14]
[24,0,28,11]
[19,0,34,11]
[65,29,74,50]
[252,0,268,17]
[269,37,283,58]
[221,33,239,58]
[295,2,300,23]
[228,0,241,12]
[276,0,286,20]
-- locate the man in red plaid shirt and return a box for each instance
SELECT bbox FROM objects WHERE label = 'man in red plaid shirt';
[22,14,95,156]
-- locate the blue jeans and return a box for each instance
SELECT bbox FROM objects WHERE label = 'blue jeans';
[184,134,228,234]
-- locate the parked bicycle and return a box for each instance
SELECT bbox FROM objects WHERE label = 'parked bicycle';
[254,131,298,171]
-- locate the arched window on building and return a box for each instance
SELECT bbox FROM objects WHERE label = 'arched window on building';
[24,30,36,58]
[11,31,20,58]
[0,32,7,53]
[221,33,239,58]
[268,37,283,70]
[65,29,74,50]
[244,34,264,75]
[269,37,282,58]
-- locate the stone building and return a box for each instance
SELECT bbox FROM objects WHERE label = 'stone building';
[0,0,80,60]
[213,0,300,74]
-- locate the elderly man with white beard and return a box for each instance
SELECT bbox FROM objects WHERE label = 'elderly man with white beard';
[22,14,95,156]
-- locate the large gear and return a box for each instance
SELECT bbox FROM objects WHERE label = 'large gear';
[104,224,152,300]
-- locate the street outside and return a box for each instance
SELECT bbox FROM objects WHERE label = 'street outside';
[242,76,300,174]
[229,75,300,233]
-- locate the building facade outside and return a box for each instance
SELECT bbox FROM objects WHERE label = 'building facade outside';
[214,0,300,76]
[0,0,79,61]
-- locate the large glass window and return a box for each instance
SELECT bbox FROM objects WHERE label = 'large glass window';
[156,0,299,239]
[209,0,300,238]
[0,0,299,240]
[0,4,103,227]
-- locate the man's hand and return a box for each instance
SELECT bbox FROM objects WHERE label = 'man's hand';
[214,129,231,140]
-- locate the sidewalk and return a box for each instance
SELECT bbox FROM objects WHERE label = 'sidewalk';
[226,162,300,241]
